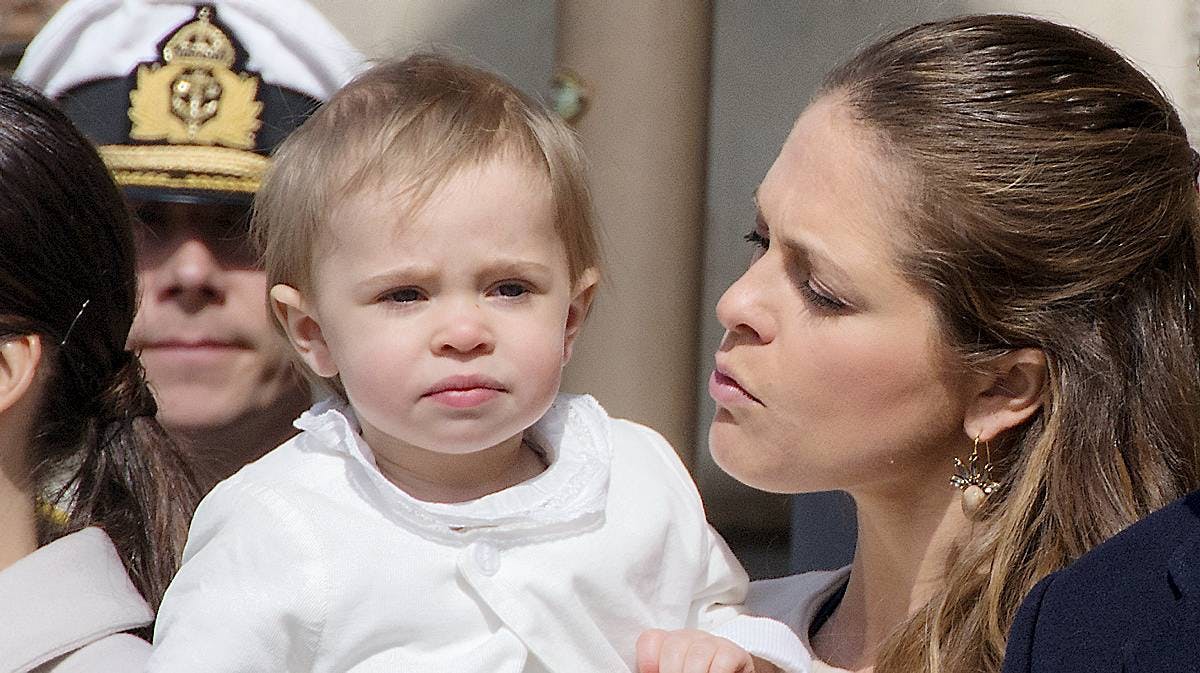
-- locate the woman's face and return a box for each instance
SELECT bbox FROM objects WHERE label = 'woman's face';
[709,97,974,496]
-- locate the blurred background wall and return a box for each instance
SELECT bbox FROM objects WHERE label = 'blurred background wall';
[311,0,557,98]
[5,0,1198,578]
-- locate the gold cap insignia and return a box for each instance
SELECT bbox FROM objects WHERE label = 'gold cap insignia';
[128,6,263,150]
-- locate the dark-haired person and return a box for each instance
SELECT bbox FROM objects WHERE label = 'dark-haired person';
[0,78,199,672]
[638,14,1200,673]
[16,0,363,491]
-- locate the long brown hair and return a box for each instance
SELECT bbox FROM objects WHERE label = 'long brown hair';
[821,15,1200,672]
[0,78,199,614]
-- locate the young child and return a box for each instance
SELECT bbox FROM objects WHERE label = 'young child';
[146,55,808,673]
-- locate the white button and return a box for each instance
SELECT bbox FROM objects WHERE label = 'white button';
[473,542,500,576]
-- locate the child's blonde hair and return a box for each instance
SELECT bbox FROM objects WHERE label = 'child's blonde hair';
[254,53,600,299]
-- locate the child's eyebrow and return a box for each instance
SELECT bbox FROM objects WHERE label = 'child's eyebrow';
[483,259,555,278]
[354,259,556,291]
[357,264,440,289]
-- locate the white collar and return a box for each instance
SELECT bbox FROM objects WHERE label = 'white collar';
[0,527,153,673]
[293,393,613,547]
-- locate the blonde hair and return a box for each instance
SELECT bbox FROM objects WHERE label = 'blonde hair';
[254,53,599,297]
[822,15,1200,672]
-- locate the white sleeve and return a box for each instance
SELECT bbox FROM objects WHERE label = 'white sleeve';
[692,526,811,673]
[710,615,812,673]
[633,423,812,673]
[622,423,748,630]
[145,477,328,673]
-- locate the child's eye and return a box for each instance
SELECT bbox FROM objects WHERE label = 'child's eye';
[382,287,425,303]
[743,230,769,250]
[492,282,530,298]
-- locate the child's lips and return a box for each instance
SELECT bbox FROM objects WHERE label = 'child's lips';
[422,375,506,408]
[425,388,502,408]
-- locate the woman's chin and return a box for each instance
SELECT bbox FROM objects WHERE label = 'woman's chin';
[709,422,847,494]
[709,429,787,493]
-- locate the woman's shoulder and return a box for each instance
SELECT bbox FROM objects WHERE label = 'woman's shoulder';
[37,633,148,673]
[0,528,152,673]
[1003,490,1200,672]
[745,567,852,633]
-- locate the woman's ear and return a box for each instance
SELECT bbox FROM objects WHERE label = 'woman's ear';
[963,347,1047,442]
[269,284,338,377]
[0,335,42,415]
[563,268,599,364]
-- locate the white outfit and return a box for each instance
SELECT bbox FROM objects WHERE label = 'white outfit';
[148,394,808,673]
[0,527,155,673]
[743,568,852,673]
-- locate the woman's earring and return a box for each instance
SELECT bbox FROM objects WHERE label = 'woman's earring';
[951,435,1000,517]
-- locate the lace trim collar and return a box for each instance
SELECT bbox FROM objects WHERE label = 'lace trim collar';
[293,393,613,546]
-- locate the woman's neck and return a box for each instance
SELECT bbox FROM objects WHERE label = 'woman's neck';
[811,481,968,672]
[0,440,39,574]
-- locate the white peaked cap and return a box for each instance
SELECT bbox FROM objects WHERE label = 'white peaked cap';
[15,0,365,101]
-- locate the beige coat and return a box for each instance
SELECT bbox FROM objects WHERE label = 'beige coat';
[0,527,153,673]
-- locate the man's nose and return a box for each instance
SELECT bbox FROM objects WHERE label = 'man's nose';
[154,238,226,312]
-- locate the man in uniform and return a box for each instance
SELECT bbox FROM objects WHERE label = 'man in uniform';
[17,0,362,490]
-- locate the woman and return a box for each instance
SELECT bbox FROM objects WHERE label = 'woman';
[0,78,199,672]
[645,14,1200,673]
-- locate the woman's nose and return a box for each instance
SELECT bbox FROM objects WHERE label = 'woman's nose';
[715,263,777,345]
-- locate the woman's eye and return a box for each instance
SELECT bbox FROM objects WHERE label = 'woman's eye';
[382,287,424,303]
[493,282,530,298]
[800,281,848,312]
[743,230,769,250]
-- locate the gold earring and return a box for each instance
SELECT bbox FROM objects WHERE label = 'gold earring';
[951,435,1000,517]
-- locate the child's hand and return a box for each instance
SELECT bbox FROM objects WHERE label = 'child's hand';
[636,629,781,673]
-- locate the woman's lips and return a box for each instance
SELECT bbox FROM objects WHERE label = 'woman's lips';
[708,368,763,407]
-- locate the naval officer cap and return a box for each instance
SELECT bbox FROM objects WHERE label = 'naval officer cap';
[16,0,364,206]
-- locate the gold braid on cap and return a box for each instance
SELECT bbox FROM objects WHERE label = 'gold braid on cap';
[110,5,267,192]
[101,145,267,193]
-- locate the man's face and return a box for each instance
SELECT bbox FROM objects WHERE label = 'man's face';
[126,199,306,439]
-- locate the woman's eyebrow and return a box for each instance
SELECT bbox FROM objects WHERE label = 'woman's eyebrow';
[753,192,855,285]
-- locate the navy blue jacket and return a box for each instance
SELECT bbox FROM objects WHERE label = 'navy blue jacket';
[1002,490,1200,673]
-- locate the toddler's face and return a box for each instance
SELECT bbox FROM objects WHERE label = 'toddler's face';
[278,157,593,459]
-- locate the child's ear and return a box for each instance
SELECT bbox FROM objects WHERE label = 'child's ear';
[563,268,599,364]
[269,284,338,377]
[0,334,42,415]
[963,347,1047,442]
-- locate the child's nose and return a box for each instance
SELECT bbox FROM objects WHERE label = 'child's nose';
[432,306,495,356]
